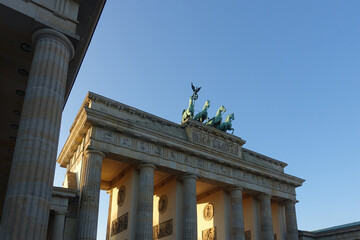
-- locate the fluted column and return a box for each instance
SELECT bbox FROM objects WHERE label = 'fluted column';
[230,187,245,240]
[76,149,105,240]
[52,211,67,240]
[136,163,156,240]
[259,194,274,240]
[0,28,74,240]
[285,200,299,240]
[182,174,198,240]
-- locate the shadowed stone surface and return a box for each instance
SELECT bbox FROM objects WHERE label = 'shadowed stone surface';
[182,174,198,240]
[77,149,105,240]
[260,194,274,240]
[0,28,74,240]
[285,200,299,240]
[136,163,156,240]
[231,187,245,240]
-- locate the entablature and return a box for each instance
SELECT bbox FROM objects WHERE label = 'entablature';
[57,92,305,201]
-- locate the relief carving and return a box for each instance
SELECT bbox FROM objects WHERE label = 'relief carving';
[158,195,168,214]
[197,158,204,168]
[209,163,215,171]
[153,219,173,239]
[202,227,216,240]
[154,146,163,156]
[192,130,238,156]
[192,131,211,145]
[169,150,177,159]
[120,137,131,148]
[111,212,128,236]
[184,155,191,164]
[103,131,113,143]
[117,185,126,207]
[221,165,228,174]
[245,230,251,240]
[138,141,149,152]
[203,203,214,221]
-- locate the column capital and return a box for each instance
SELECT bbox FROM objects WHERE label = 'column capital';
[53,210,68,216]
[33,28,75,60]
[259,193,272,200]
[138,163,156,171]
[85,149,105,158]
[229,185,244,192]
[180,173,198,181]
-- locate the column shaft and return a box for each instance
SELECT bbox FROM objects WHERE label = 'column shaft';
[52,212,66,240]
[285,200,299,240]
[182,174,197,240]
[230,188,245,240]
[260,194,274,240]
[0,28,74,240]
[135,164,156,240]
[76,150,105,240]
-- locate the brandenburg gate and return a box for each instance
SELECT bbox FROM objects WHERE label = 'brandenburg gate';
[57,92,304,240]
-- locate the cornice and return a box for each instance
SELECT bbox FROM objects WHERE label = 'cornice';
[242,148,288,168]
[87,91,181,129]
[57,107,90,167]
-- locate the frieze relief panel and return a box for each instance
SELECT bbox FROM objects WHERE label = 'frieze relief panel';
[153,145,163,156]
[202,227,216,240]
[245,230,251,240]
[111,212,128,236]
[153,219,173,239]
[94,128,296,195]
[191,130,239,157]
[137,141,150,153]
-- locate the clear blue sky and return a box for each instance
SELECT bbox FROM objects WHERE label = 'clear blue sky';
[54,1,360,239]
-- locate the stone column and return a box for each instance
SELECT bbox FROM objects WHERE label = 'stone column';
[285,200,299,240]
[76,149,105,240]
[52,211,67,240]
[0,28,74,240]
[135,163,156,240]
[182,174,198,240]
[259,194,274,240]
[230,187,245,240]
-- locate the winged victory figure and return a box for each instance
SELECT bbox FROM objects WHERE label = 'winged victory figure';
[191,82,201,100]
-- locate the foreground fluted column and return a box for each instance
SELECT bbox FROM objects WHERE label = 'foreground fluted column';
[285,200,299,240]
[259,194,274,240]
[182,174,198,240]
[77,149,105,240]
[230,187,245,240]
[0,28,74,240]
[136,163,156,240]
[52,211,67,240]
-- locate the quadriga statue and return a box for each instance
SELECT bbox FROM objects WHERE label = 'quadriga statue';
[181,95,195,123]
[206,105,226,129]
[218,113,235,134]
[194,100,210,123]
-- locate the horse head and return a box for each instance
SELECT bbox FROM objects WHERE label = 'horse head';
[218,105,226,115]
[204,100,210,109]
[226,113,235,122]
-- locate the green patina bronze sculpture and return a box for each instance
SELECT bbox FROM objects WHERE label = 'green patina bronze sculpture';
[206,105,226,129]
[218,113,235,134]
[194,100,210,123]
[191,82,201,100]
[181,95,195,123]
[181,83,235,134]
